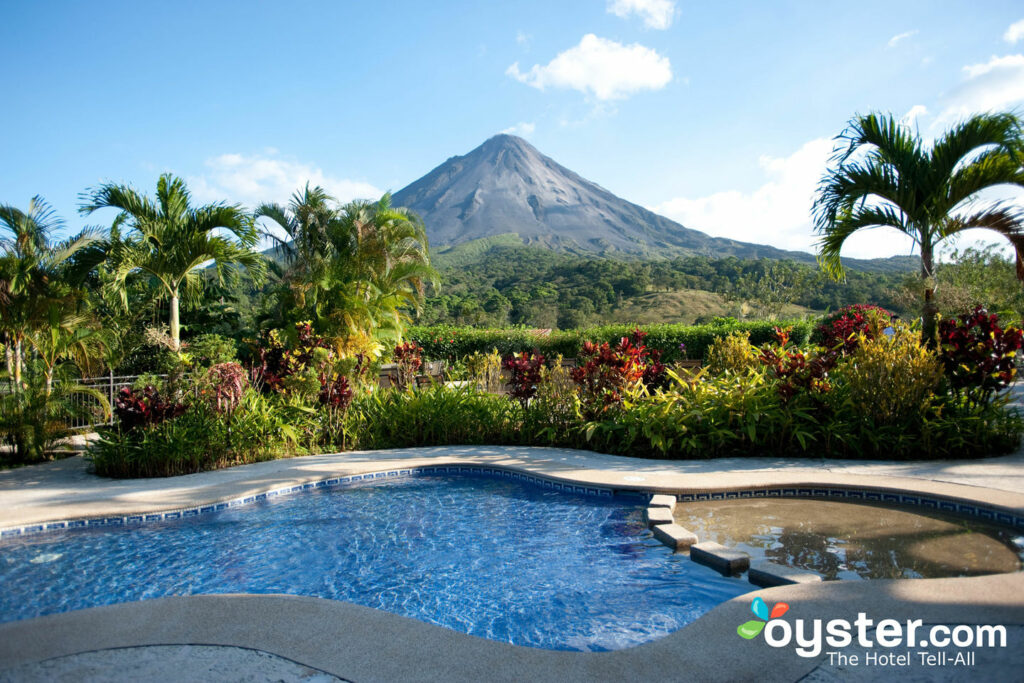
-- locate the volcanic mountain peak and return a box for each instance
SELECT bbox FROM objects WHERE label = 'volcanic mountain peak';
[391,135,913,272]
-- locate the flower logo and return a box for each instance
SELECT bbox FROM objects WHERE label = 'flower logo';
[737,596,789,639]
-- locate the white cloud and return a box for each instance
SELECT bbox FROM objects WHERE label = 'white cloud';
[516,30,530,45]
[607,0,676,30]
[936,54,1024,124]
[1005,19,1024,43]
[651,138,918,259]
[902,104,928,126]
[506,34,672,101]
[501,122,536,137]
[188,152,382,211]
[887,29,918,48]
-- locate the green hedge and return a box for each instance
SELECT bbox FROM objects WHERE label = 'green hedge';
[407,319,815,362]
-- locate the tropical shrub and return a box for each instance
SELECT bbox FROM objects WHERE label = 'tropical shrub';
[202,362,248,415]
[837,327,943,425]
[502,351,544,406]
[757,328,838,401]
[93,389,304,477]
[114,385,186,431]
[0,363,109,464]
[705,330,759,375]
[570,329,666,415]
[407,320,815,364]
[393,341,423,389]
[523,357,582,446]
[465,349,504,393]
[188,334,238,368]
[939,306,1023,403]
[347,384,518,450]
[812,304,893,351]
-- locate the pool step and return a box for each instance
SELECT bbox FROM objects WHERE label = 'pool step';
[644,506,674,527]
[747,562,823,588]
[691,542,751,575]
[648,494,676,511]
[652,523,699,551]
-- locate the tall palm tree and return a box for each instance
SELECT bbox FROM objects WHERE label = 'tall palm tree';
[80,174,265,351]
[257,188,437,344]
[332,193,438,342]
[814,112,1024,343]
[0,197,101,382]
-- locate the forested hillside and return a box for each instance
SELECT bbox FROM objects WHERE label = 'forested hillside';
[419,245,910,328]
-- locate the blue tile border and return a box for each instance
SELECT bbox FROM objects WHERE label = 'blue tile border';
[1,464,1022,540]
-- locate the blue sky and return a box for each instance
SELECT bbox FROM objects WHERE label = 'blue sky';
[3,0,1023,258]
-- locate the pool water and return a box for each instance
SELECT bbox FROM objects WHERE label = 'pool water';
[673,498,1024,581]
[0,475,749,651]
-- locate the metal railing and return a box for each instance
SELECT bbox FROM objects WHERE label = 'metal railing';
[63,373,164,430]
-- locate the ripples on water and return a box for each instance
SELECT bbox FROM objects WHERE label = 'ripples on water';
[0,475,749,651]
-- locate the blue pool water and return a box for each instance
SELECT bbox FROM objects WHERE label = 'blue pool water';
[0,474,749,651]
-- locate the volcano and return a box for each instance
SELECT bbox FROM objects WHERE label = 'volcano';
[391,134,813,261]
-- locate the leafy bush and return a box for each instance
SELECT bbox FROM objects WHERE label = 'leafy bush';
[114,385,186,431]
[0,363,109,464]
[757,328,838,401]
[393,341,423,389]
[187,334,238,368]
[407,319,814,363]
[93,389,306,477]
[201,362,248,414]
[837,327,943,425]
[939,306,1023,403]
[523,358,582,447]
[347,384,518,450]
[705,330,759,375]
[502,351,544,406]
[465,349,504,392]
[812,304,893,351]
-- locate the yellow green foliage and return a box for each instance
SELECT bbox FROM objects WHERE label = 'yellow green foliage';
[840,327,943,424]
[465,349,503,392]
[706,331,759,375]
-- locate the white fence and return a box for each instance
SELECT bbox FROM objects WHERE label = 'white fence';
[64,374,161,429]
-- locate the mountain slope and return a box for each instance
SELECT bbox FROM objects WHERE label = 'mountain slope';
[394,134,822,263]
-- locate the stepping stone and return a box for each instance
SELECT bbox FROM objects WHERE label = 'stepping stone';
[691,542,750,575]
[648,494,676,511]
[748,562,823,588]
[644,507,673,527]
[652,523,698,551]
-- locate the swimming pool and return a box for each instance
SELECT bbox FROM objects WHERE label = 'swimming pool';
[0,474,749,651]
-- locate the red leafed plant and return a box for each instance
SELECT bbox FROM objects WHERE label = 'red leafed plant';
[250,322,332,393]
[571,328,665,414]
[502,351,545,406]
[394,341,423,389]
[758,327,838,401]
[319,374,353,410]
[939,306,1023,403]
[114,386,187,431]
[815,304,893,353]
[205,362,249,414]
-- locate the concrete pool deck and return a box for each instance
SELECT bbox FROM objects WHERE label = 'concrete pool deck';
[2,445,1024,681]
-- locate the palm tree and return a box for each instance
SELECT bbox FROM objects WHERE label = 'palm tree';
[0,197,101,383]
[80,174,266,351]
[257,189,437,344]
[814,112,1024,343]
[328,194,437,342]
